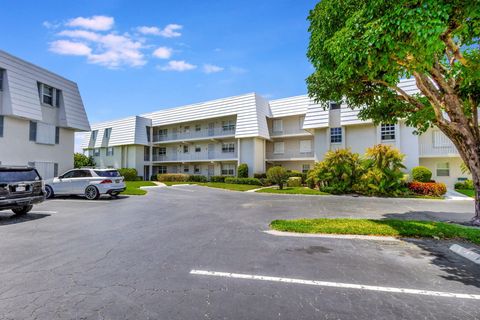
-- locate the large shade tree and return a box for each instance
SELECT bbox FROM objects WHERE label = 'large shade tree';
[307,0,480,224]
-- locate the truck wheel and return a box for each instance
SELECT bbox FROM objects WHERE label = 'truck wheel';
[85,186,100,200]
[45,185,54,199]
[12,205,33,216]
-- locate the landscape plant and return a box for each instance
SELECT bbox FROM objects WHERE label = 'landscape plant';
[73,153,95,168]
[307,0,480,223]
[224,177,262,186]
[118,168,139,181]
[411,166,433,183]
[237,163,249,178]
[267,166,289,190]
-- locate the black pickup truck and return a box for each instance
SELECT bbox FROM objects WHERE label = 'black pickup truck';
[0,166,45,215]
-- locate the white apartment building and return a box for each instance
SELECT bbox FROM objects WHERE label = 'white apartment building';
[0,50,90,178]
[83,79,469,187]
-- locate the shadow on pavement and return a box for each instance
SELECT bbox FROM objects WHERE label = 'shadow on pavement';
[0,212,50,226]
[383,210,474,223]
[48,195,129,201]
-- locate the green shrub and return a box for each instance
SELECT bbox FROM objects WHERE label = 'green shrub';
[408,181,447,196]
[188,175,208,182]
[210,175,233,183]
[286,170,307,184]
[150,174,158,181]
[254,173,267,179]
[157,173,189,182]
[287,177,302,187]
[237,163,249,178]
[455,179,474,190]
[353,145,406,196]
[118,168,138,181]
[74,153,95,168]
[412,166,432,182]
[224,177,262,185]
[259,178,272,186]
[267,166,289,190]
[307,149,363,194]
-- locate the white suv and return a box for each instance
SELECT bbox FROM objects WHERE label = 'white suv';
[45,169,126,200]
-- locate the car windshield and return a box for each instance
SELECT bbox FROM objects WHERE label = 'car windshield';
[94,170,120,177]
[0,169,40,182]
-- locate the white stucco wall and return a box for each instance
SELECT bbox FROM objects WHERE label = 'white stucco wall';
[419,157,470,187]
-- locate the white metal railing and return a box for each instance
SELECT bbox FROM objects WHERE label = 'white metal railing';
[419,144,459,156]
[270,128,311,136]
[153,127,235,142]
[265,151,314,160]
[152,151,238,162]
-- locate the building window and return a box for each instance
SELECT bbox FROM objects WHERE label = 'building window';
[144,146,150,161]
[55,89,61,107]
[274,141,285,154]
[436,162,450,177]
[91,130,98,142]
[40,83,54,106]
[106,147,114,156]
[93,148,100,157]
[221,164,235,175]
[300,140,312,153]
[159,147,166,155]
[184,126,190,133]
[195,145,201,153]
[145,127,150,142]
[381,124,396,141]
[158,128,168,137]
[302,164,310,173]
[329,102,340,110]
[29,121,37,141]
[273,119,283,133]
[195,124,201,132]
[222,143,235,153]
[55,127,60,144]
[222,120,235,132]
[0,116,3,137]
[158,166,167,174]
[183,145,189,153]
[104,128,112,139]
[183,165,189,173]
[330,127,342,143]
[194,165,200,174]
[0,69,4,91]
[54,163,59,177]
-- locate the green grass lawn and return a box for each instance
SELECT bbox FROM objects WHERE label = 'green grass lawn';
[270,218,480,244]
[162,181,259,191]
[121,181,157,195]
[456,189,475,198]
[256,187,329,195]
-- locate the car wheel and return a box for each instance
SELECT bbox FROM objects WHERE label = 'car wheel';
[85,186,100,200]
[45,185,54,199]
[12,205,33,216]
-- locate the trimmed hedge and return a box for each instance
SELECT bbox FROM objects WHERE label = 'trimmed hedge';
[188,175,208,182]
[254,173,267,179]
[237,163,249,178]
[118,168,139,181]
[210,175,234,183]
[408,181,447,197]
[455,180,474,190]
[412,166,432,182]
[287,177,302,187]
[224,177,262,185]
[157,173,190,182]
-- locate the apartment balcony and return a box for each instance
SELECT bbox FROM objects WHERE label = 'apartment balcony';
[152,151,238,163]
[419,143,459,157]
[265,151,314,161]
[153,127,235,143]
[270,128,312,137]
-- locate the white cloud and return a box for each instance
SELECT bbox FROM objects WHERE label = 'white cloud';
[230,66,248,74]
[66,15,114,31]
[49,40,92,56]
[137,24,182,38]
[203,64,224,74]
[153,46,173,59]
[159,60,196,72]
[54,29,146,68]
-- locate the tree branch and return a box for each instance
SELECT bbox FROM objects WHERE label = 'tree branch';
[440,32,467,67]
[361,78,425,111]
[413,72,449,127]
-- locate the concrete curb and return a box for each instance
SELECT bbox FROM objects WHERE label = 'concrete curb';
[263,230,400,242]
[449,244,480,265]
[139,186,164,189]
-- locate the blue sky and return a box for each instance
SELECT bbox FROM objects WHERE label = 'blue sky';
[1,0,317,148]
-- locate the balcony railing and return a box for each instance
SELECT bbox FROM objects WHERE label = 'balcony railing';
[419,144,459,157]
[270,128,311,137]
[153,127,235,142]
[152,151,238,162]
[265,151,314,160]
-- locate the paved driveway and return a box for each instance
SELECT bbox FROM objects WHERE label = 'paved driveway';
[0,186,478,319]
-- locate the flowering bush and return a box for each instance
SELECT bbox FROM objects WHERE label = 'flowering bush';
[407,181,447,197]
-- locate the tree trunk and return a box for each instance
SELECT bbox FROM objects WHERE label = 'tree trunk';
[470,167,480,226]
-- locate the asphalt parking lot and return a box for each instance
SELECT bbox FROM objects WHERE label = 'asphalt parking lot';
[0,185,479,319]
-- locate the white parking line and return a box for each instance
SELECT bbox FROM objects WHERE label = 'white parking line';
[190,270,480,300]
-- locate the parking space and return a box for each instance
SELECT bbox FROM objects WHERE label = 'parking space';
[0,186,478,319]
